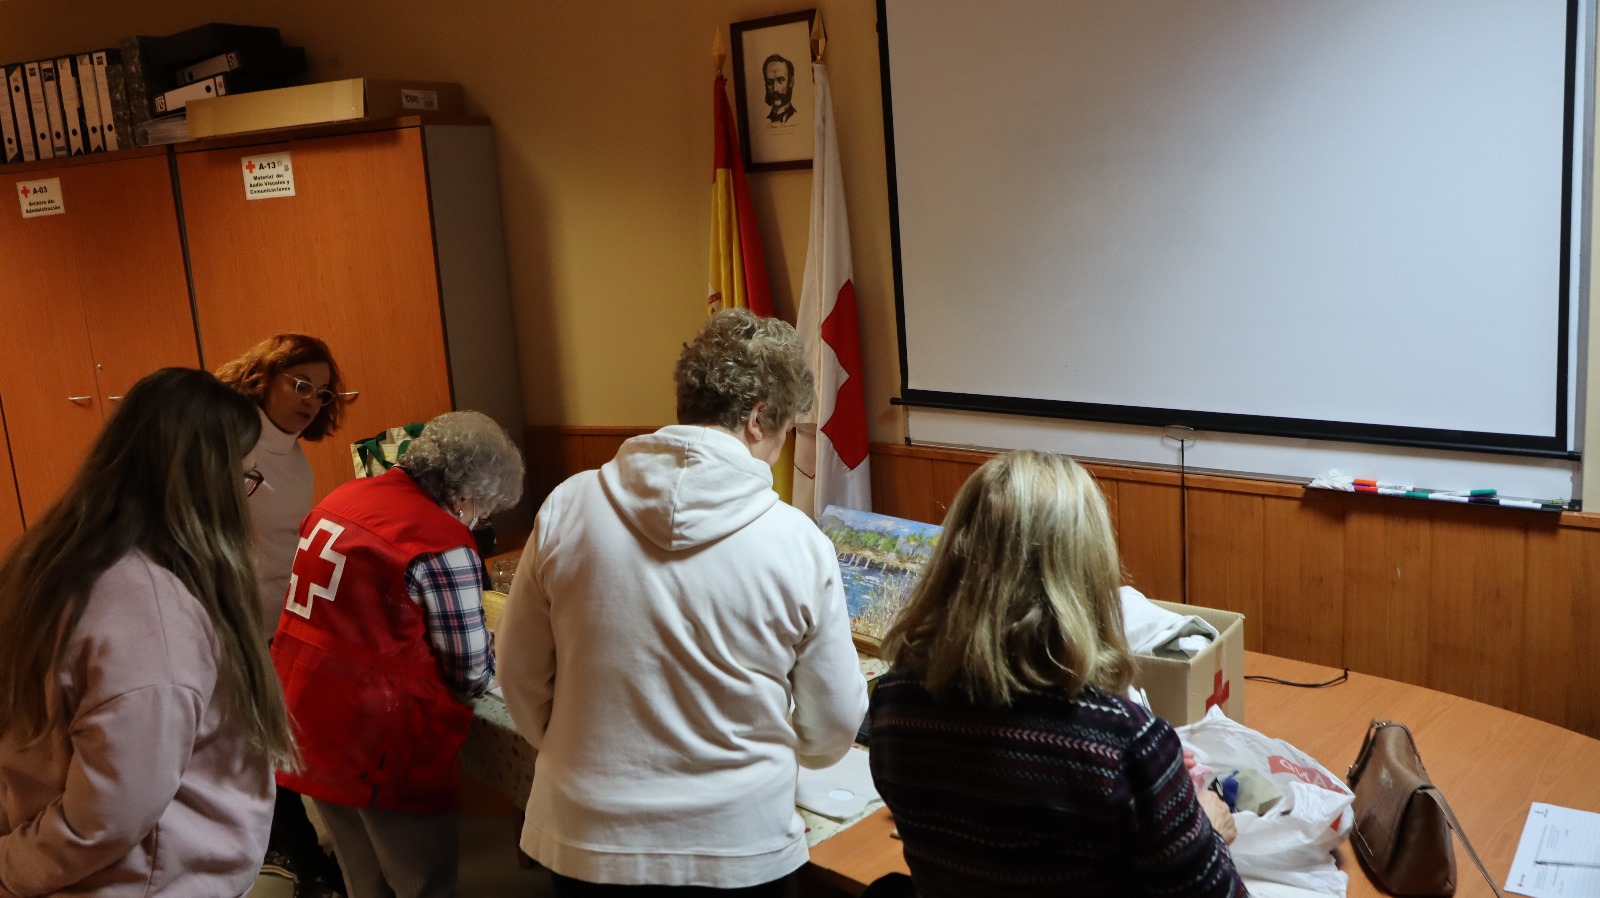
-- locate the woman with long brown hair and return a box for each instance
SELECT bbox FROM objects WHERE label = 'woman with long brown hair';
[0,367,295,897]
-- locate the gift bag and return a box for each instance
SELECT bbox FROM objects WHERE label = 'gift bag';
[350,423,426,478]
[1178,707,1355,895]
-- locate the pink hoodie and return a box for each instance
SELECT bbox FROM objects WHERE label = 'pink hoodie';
[0,553,275,897]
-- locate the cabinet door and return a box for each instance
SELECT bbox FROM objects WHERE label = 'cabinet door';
[179,127,454,501]
[78,155,201,407]
[0,153,193,523]
[0,423,23,553]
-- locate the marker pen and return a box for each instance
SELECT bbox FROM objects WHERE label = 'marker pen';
[1355,479,1414,492]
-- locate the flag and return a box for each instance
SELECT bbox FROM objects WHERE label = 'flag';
[708,74,772,316]
[793,63,870,516]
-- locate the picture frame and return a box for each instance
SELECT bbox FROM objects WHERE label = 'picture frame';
[730,9,816,172]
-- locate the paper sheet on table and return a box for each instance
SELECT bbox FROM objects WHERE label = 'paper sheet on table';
[1507,803,1600,897]
[796,746,878,820]
[1532,804,1600,866]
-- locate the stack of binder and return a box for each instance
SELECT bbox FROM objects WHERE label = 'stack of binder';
[0,22,308,162]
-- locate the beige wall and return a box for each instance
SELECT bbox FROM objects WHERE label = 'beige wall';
[4,3,1593,483]
[0,0,903,439]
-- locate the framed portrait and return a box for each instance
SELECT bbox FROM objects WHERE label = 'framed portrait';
[730,9,816,172]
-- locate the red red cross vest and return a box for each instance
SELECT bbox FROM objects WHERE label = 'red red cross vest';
[271,467,478,813]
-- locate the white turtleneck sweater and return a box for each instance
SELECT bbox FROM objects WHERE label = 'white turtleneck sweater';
[248,406,316,638]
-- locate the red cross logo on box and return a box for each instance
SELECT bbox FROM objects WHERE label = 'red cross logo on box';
[1205,667,1230,712]
[286,519,347,620]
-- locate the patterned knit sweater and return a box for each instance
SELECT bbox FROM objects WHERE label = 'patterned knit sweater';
[868,671,1246,898]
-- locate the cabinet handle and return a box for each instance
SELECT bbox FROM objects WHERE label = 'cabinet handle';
[67,396,92,403]
[338,391,361,399]
[108,396,122,402]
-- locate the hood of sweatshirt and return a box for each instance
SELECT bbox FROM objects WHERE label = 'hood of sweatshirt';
[598,425,779,552]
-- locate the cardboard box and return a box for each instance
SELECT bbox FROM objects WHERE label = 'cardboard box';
[1130,600,1245,726]
[186,77,465,138]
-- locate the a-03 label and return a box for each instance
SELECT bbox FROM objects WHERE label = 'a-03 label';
[242,151,296,200]
[16,177,64,218]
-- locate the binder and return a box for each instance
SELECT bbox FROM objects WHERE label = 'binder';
[0,85,19,163]
[175,45,307,86]
[117,36,156,127]
[7,65,35,162]
[55,56,86,155]
[76,53,106,153]
[155,64,309,114]
[154,75,224,114]
[176,49,242,86]
[92,50,130,151]
[23,62,53,160]
[39,60,68,157]
[121,26,285,129]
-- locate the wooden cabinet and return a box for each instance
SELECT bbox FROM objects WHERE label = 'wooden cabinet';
[175,119,525,509]
[0,148,199,523]
[0,427,22,553]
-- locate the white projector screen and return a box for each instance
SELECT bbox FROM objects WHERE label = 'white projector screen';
[882,0,1587,472]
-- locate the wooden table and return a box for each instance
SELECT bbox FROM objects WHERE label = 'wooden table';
[808,652,1600,897]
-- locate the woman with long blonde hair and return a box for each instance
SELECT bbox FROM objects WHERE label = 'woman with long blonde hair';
[868,450,1244,898]
[0,367,295,897]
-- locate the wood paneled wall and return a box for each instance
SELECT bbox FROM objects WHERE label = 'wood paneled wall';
[526,428,1600,740]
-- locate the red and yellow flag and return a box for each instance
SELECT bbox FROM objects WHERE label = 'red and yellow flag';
[709,75,772,317]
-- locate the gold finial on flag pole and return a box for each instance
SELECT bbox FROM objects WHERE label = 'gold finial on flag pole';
[713,28,727,75]
[811,13,827,63]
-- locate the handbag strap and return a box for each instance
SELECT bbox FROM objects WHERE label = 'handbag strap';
[1419,786,1505,898]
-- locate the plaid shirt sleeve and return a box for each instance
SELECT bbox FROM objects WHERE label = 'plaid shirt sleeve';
[406,546,496,698]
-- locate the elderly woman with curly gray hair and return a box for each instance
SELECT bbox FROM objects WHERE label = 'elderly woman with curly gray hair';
[269,410,524,898]
[498,309,868,896]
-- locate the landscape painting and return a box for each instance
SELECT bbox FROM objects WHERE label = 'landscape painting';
[818,505,943,649]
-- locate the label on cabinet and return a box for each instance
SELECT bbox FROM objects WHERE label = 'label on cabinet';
[15,177,64,218]
[241,152,296,200]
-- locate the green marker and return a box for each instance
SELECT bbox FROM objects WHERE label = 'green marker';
[1468,489,1497,497]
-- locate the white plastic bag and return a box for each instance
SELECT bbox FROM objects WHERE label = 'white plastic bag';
[1178,707,1355,896]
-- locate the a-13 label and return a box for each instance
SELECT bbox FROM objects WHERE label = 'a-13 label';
[242,152,296,200]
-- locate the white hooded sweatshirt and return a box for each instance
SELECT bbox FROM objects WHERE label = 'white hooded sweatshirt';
[498,425,868,888]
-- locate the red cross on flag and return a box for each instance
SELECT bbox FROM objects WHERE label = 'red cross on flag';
[793,63,870,517]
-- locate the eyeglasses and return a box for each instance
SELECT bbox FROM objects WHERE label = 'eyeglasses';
[281,372,337,407]
[243,469,266,498]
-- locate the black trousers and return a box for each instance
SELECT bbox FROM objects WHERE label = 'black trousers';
[549,873,789,897]
[270,785,342,882]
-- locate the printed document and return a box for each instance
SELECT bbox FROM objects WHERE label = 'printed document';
[1507,803,1600,897]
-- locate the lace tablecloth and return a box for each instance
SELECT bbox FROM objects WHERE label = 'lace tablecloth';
[461,655,892,848]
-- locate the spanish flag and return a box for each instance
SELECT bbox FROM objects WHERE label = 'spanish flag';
[708,74,772,317]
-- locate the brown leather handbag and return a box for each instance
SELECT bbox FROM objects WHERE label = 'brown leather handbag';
[1346,720,1503,897]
